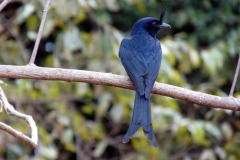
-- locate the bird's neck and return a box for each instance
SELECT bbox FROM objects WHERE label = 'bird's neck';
[131,27,157,38]
[131,25,149,36]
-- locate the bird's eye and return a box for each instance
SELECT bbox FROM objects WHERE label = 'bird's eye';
[152,22,157,26]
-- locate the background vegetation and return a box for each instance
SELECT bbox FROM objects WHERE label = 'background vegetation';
[0,0,240,159]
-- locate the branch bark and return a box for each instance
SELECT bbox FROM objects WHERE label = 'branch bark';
[0,122,37,148]
[0,81,38,148]
[28,0,51,65]
[0,0,12,12]
[229,54,240,96]
[0,65,239,111]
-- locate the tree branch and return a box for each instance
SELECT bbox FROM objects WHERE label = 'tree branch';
[0,0,12,12]
[0,65,239,111]
[28,0,51,65]
[0,122,37,148]
[229,54,240,96]
[0,81,38,148]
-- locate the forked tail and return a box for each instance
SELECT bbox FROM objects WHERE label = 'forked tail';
[122,92,158,147]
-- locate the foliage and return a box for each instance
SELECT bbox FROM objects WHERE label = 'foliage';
[0,0,240,159]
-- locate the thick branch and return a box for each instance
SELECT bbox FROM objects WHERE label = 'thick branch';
[0,65,239,110]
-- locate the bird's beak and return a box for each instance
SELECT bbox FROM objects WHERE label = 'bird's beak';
[159,23,171,29]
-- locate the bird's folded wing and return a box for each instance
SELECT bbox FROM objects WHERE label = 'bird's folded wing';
[119,39,148,95]
[119,39,148,77]
[144,52,161,98]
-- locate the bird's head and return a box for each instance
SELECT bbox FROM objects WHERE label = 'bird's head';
[131,4,171,37]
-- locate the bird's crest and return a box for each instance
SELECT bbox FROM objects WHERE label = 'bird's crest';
[159,2,167,24]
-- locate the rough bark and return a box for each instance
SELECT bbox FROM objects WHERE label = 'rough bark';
[0,65,239,111]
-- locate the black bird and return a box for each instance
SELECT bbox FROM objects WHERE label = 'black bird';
[118,5,171,147]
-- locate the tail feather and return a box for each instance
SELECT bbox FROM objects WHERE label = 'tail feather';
[142,124,158,147]
[122,92,158,147]
[122,123,140,143]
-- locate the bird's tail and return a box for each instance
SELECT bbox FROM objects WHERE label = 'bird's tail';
[122,92,158,147]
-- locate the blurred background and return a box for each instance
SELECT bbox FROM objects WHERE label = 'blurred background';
[0,0,240,159]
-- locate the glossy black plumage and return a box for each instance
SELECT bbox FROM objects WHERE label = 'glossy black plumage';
[118,10,170,147]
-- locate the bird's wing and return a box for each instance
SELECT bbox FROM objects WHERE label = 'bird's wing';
[119,38,148,95]
[144,42,162,99]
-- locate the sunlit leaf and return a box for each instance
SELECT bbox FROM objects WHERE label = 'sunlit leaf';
[93,141,108,158]
[14,3,35,24]
[39,145,58,159]
[221,123,233,140]
[200,149,216,160]
[110,104,123,123]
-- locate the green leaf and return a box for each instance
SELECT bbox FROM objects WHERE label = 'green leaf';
[96,92,112,118]
[110,104,123,123]
[14,3,35,24]
[221,123,233,140]
[93,141,108,158]
[39,145,58,159]
[188,122,209,146]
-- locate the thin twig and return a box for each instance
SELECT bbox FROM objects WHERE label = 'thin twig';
[0,0,12,12]
[28,0,51,65]
[0,81,38,148]
[0,65,239,111]
[229,54,240,96]
[0,122,37,148]
[76,134,82,160]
